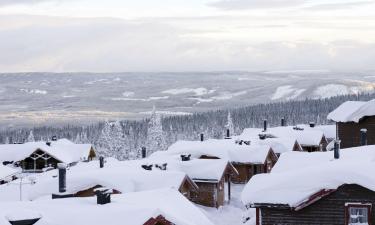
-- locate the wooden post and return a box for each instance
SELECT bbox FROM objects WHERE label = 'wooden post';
[256,208,260,225]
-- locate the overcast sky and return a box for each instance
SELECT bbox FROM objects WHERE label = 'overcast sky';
[0,0,374,72]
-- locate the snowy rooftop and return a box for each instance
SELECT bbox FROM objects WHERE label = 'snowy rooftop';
[327,100,375,123]
[0,188,214,225]
[0,159,194,201]
[0,139,93,164]
[241,145,375,208]
[151,139,273,164]
[239,125,327,146]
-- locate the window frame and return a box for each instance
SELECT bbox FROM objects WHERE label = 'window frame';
[345,203,372,225]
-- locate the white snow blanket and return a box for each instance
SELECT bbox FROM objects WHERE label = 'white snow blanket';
[0,165,18,180]
[239,125,326,147]
[327,100,375,123]
[241,145,375,207]
[0,139,93,164]
[0,188,214,225]
[151,139,272,164]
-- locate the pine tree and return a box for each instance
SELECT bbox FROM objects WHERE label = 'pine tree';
[97,120,127,160]
[146,106,167,156]
[27,130,35,142]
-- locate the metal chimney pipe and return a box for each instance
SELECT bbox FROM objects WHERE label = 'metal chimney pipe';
[57,163,67,193]
[263,120,267,131]
[281,118,285,127]
[360,129,367,146]
[200,133,204,142]
[225,129,230,139]
[141,147,147,158]
[334,140,340,159]
[99,156,104,168]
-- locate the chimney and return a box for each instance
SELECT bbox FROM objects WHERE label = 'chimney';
[57,163,67,193]
[200,133,204,142]
[309,122,315,128]
[281,118,286,127]
[95,188,112,205]
[99,156,104,168]
[51,136,57,141]
[263,120,267,132]
[334,140,340,159]
[141,147,147,158]
[360,129,367,146]
[46,141,51,146]
[225,129,231,139]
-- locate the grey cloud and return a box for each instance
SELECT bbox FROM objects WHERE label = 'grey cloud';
[0,15,374,72]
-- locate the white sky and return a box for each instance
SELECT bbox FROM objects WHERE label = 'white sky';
[0,0,374,72]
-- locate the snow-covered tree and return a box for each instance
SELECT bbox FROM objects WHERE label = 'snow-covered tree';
[97,120,128,160]
[226,111,235,136]
[145,106,167,156]
[27,130,35,142]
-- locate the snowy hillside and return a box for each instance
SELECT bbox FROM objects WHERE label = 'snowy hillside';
[1,71,375,126]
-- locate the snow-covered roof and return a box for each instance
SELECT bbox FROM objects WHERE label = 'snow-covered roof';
[327,100,375,123]
[0,139,93,164]
[0,159,192,201]
[239,125,326,147]
[0,165,18,180]
[0,188,214,225]
[241,145,375,208]
[152,139,273,164]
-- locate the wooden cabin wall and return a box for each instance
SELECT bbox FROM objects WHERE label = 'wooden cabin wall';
[258,184,375,225]
[189,182,219,207]
[338,116,375,148]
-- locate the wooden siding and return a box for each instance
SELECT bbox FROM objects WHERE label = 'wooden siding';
[258,184,375,225]
[338,116,375,148]
[189,181,220,207]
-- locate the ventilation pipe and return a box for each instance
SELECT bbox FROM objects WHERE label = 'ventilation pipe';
[225,129,231,139]
[263,120,267,132]
[200,133,204,142]
[334,140,340,159]
[360,129,367,146]
[58,163,67,193]
[281,118,286,127]
[141,147,147,158]
[99,156,104,168]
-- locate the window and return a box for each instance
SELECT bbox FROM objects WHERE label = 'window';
[346,204,371,225]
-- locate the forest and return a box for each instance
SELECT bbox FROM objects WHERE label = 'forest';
[0,93,371,160]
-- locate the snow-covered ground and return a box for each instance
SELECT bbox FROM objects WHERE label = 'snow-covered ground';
[198,184,247,225]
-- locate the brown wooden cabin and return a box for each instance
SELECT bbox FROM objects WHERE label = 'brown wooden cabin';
[231,149,278,184]
[251,184,375,225]
[188,162,238,208]
[22,149,62,171]
[337,116,375,149]
[300,135,328,152]
[74,176,199,199]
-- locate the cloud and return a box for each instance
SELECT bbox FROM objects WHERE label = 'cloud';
[303,0,375,11]
[0,0,50,6]
[208,0,309,10]
[0,15,374,72]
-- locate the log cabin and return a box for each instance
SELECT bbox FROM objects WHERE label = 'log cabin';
[242,145,375,225]
[151,138,278,185]
[239,125,329,152]
[328,99,375,148]
[0,138,96,172]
